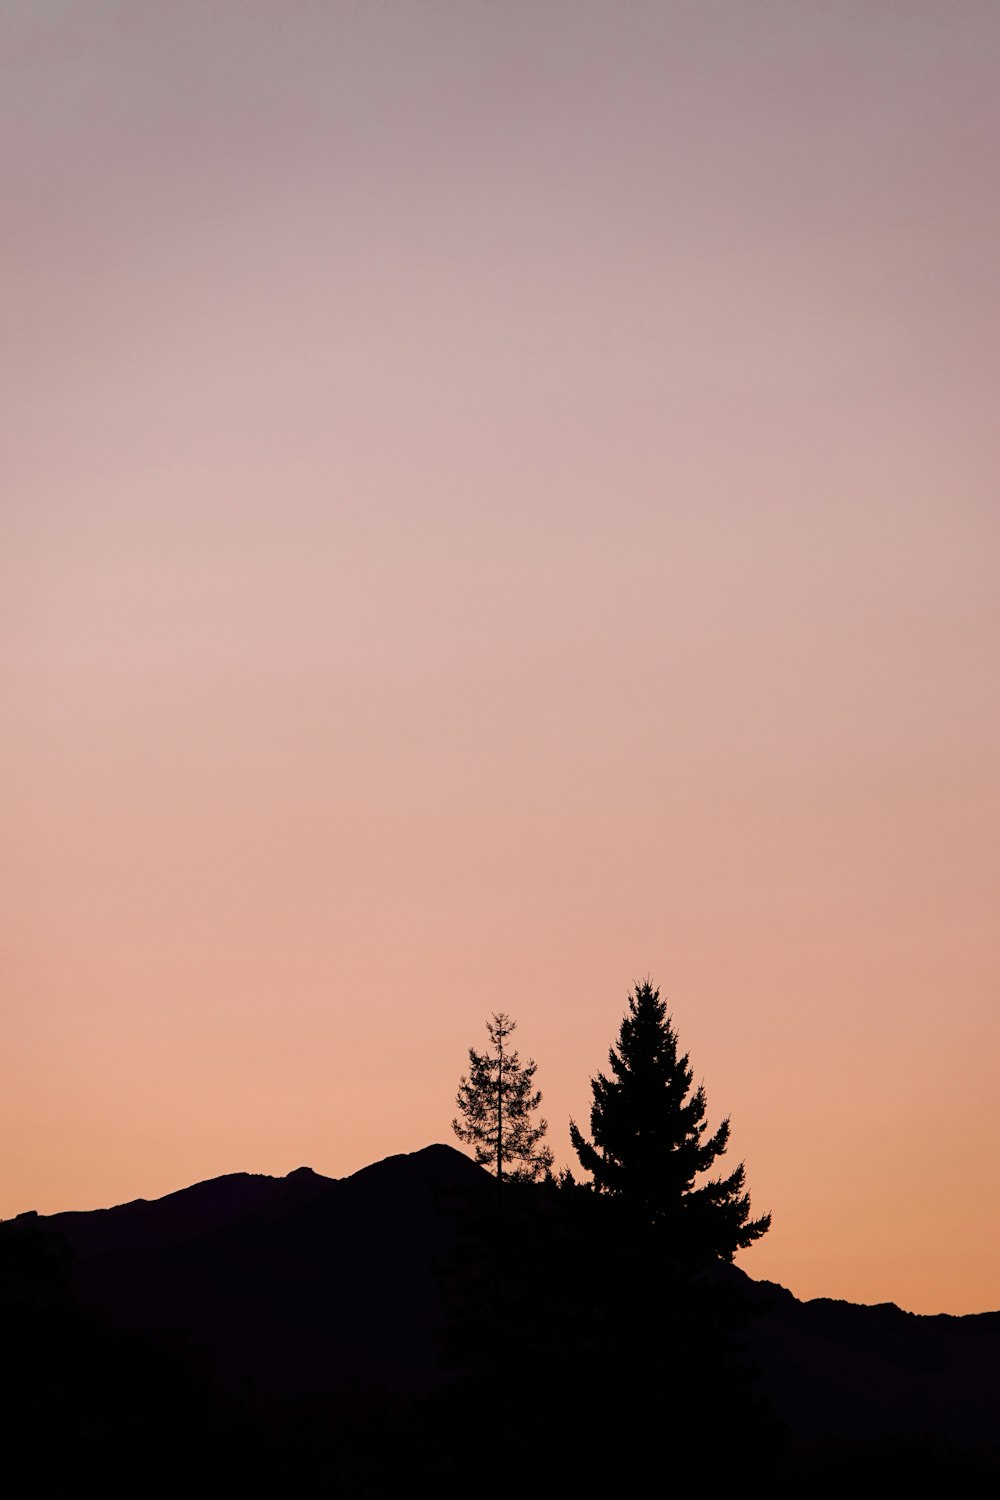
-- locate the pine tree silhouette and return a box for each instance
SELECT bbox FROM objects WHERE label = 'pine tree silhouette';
[570,980,770,1263]
[452,1013,553,1184]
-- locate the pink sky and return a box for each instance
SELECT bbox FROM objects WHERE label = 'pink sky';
[3,2,999,1314]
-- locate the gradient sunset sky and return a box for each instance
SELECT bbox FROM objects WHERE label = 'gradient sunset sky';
[3,2,998,1315]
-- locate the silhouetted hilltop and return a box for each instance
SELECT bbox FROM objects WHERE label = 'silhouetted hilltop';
[19,1164,333,1257]
[11,1145,485,1402]
[17,1144,483,1261]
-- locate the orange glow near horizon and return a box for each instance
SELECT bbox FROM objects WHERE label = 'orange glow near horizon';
[3,2,999,1316]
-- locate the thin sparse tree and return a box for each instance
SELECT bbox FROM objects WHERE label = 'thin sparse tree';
[453,1013,554,1184]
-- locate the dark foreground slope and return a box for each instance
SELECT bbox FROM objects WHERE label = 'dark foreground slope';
[3,1148,999,1491]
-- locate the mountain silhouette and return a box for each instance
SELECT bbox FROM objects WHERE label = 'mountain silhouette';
[4,1144,999,1485]
[11,1144,487,1403]
[734,1269,1000,1458]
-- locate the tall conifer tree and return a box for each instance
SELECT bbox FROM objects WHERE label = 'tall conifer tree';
[570,981,770,1261]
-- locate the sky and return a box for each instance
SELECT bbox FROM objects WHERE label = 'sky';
[2,1,998,1316]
